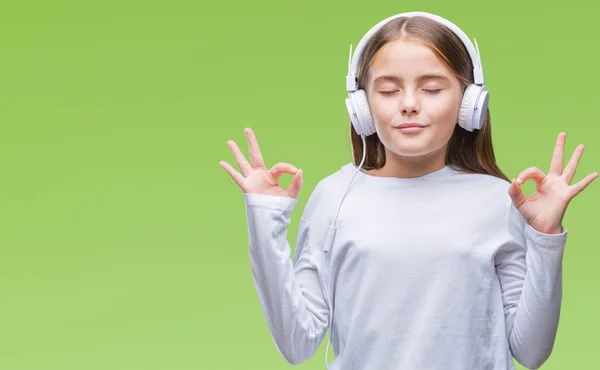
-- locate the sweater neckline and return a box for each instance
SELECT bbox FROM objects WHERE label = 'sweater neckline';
[340,162,455,184]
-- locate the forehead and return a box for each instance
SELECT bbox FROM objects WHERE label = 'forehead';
[369,38,454,82]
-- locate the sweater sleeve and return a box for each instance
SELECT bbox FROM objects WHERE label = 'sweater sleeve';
[495,201,568,369]
[243,191,330,365]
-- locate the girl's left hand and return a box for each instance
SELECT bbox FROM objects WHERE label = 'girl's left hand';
[508,132,598,234]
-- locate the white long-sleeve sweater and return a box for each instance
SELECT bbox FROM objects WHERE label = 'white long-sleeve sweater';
[243,162,568,370]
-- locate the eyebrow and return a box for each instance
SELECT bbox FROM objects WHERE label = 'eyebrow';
[372,74,450,84]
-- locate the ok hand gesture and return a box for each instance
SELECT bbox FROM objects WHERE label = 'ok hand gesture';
[219,128,304,199]
[509,132,598,234]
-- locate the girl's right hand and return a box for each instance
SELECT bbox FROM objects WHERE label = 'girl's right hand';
[219,128,303,199]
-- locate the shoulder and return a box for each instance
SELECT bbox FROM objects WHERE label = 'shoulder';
[314,163,356,193]
[301,163,354,217]
[447,168,529,246]
[450,167,512,204]
[448,167,518,224]
[455,169,527,234]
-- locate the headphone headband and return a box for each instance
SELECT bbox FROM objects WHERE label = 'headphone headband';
[346,11,485,92]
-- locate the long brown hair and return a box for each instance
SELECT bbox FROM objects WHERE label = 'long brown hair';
[349,16,509,182]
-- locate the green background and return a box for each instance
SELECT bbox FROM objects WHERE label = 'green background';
[0,0,598,369]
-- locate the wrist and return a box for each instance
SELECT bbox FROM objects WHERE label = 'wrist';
[533,224,563,235]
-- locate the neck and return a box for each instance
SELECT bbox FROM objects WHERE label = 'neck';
[367,146,447,179]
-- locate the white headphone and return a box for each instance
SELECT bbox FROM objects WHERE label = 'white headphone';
[345,11,489,135]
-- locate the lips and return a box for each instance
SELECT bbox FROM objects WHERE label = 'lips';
[396,123,425,128]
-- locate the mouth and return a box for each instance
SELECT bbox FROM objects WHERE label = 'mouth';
[394,123,427,134]
[395,123,426,129]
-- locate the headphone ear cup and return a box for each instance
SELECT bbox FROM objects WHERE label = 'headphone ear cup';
[458,84,478,132]
[472,89,489,131]
[346,90,376,136]
[458,84,489,131]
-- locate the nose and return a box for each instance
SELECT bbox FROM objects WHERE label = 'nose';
[400,90,419,115]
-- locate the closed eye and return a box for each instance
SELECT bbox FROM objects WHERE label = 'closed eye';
[379,89,441,96]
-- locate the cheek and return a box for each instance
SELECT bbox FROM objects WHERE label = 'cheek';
[369,96,397,123]
[427,95,461,125]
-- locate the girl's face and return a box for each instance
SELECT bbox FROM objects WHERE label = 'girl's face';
[366,38,464,162]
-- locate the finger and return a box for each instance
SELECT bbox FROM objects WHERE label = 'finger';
[286,169,303,199]
[245,128,266,169]
[517,166,546,186]
[269,162,298,180]
[562,144,585,183]
[549,132,566,175]
[227,140,252,176]
[569,172,599,198]
[508,178,527,208]
[219,160,246,190]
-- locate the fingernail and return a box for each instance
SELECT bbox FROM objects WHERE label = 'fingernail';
[516,177,523,184]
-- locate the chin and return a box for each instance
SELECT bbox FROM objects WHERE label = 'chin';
[390,147,434,157]
[379,135,432,157]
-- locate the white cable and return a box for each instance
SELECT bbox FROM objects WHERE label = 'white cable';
[324,133,367,369]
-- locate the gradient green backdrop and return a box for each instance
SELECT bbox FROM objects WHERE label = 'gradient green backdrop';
[0,0,598,369]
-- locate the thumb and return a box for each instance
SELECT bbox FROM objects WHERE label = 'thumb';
[508,178,526,208]
[286,169,303,199]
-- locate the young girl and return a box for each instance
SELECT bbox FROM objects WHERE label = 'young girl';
[219,11,597,370]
